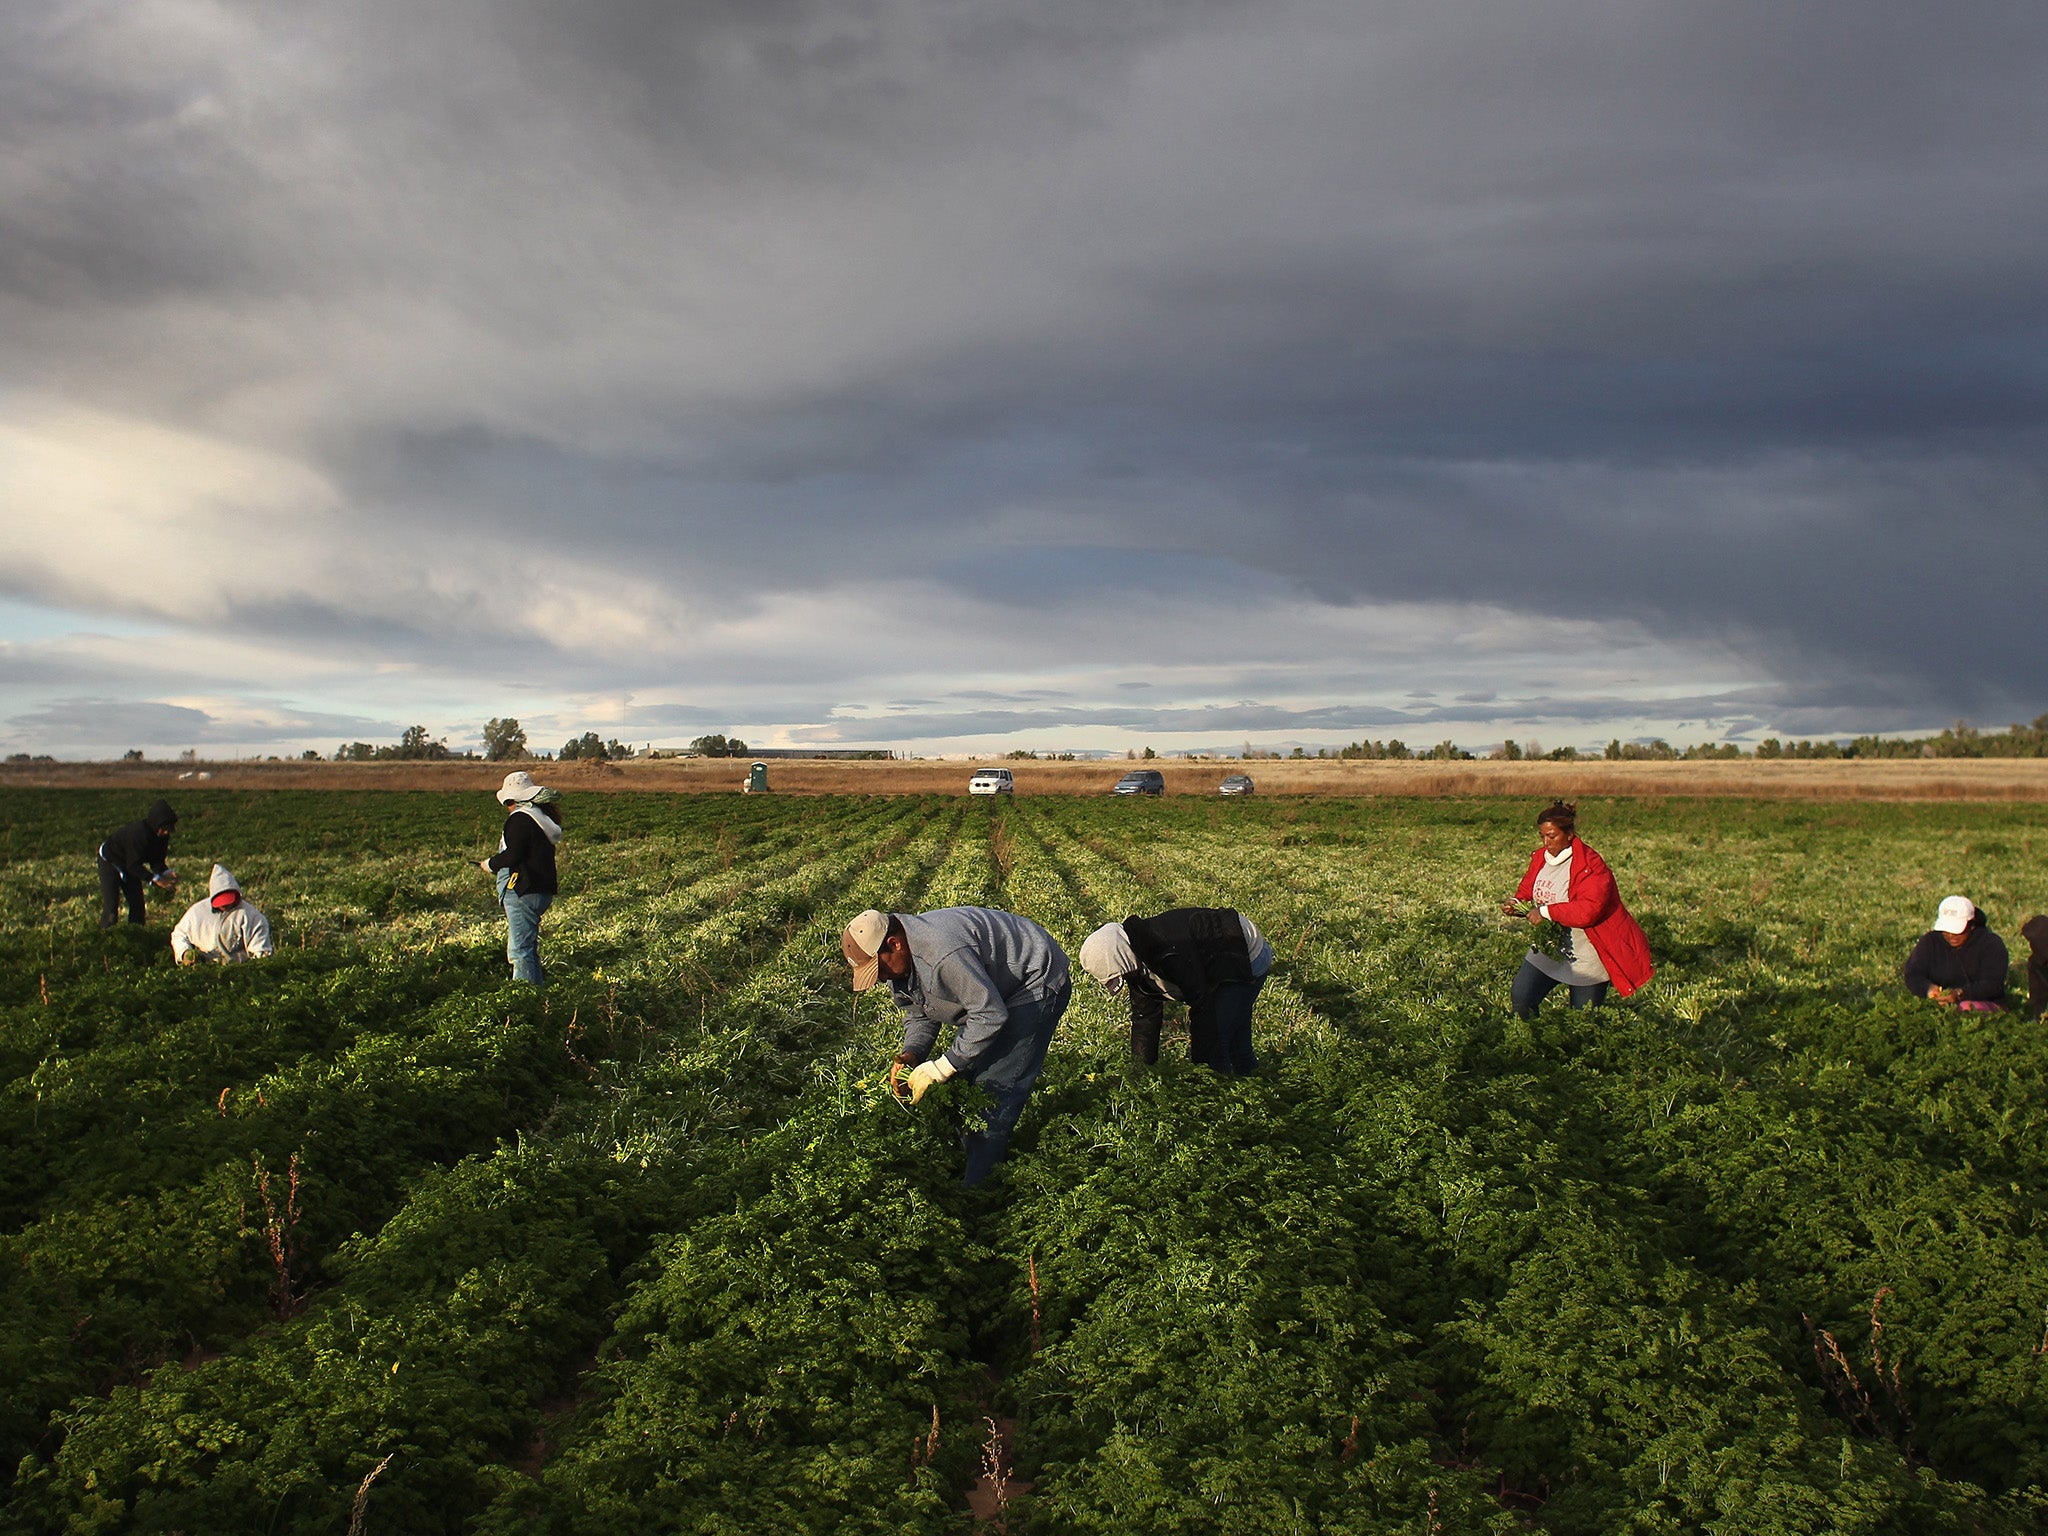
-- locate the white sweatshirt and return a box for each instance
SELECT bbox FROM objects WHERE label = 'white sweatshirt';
[171,865,275,963]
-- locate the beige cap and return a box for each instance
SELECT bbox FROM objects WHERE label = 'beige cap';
[842,910,891,991]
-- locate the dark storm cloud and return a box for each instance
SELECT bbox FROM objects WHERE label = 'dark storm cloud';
[6,0,2048,740]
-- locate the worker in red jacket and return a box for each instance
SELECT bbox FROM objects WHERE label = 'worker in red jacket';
[1500,801,1653,1017]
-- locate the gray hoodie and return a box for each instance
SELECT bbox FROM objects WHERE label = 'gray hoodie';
[889,907,1070,1074]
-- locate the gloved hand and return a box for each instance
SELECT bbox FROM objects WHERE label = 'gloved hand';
[903,1056,957,1104]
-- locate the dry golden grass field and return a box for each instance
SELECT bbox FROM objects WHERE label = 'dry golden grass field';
[7,754,2048,800]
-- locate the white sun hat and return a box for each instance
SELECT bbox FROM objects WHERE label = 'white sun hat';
[497,770,546,805]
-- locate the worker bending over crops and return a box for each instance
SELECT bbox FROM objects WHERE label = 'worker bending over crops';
[1078,908,1272,1074]
[171,865,275,964]
[1904,896,2009,1011]
[842,906,1071,1187]
[97,798,178,928]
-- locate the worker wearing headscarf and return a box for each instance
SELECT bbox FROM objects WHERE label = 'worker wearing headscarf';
[1079,908,1273,1075]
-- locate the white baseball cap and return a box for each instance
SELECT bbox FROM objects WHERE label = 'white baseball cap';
[1932,895,1977,934]
[841,910,891,991]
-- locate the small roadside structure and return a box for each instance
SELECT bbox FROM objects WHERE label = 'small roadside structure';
[743,761,770,793]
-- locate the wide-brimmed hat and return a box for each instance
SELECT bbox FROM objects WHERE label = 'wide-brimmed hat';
[497,770,547,805]
[842,910,891,991]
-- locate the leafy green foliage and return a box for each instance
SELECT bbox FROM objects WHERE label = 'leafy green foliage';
[2,790,2047,1532]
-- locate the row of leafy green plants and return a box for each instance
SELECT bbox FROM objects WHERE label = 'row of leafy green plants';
[0,790,965,1531]
[972,795,2048,1532]
[6,791,2048,1532]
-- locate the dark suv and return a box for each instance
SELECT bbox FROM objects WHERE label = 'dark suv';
[1111,769,1166,796]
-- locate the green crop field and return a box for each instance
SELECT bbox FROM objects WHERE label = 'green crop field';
[3,789,2047,1534]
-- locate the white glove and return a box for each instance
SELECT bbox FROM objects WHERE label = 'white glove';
[905,1056,958,1104]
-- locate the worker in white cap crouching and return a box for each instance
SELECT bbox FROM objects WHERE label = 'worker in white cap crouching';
[1903,895,2008,1011]
[842,906,1070,1186]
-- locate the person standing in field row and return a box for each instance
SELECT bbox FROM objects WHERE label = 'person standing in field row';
[1903,896,2009,1011]
[843,906,1071,1187]
[1501,800,1654,1017]
[479,771,561,986]
[1078,908,1273,1074]
[170,865,275,964]
[97,798,179,928]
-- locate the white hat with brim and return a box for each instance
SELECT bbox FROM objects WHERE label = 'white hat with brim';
[1933,895,1977,934]
[842,910,890,991]
[497,770,544,805]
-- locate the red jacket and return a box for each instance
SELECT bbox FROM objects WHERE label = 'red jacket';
[1515,837,1655,997]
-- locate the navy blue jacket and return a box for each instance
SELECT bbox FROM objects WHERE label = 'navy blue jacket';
[1903,923,2008,1003]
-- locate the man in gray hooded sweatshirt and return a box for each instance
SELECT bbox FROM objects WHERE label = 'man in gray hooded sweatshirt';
[842,906,1070,1186]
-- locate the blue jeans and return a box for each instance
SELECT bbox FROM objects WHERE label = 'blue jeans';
[961,979,1070,1187]
[1511,957,1608,1019]
[496,871,553,986]
[1190,977,1265,1075]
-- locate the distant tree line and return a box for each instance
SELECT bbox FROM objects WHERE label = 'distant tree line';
[1238,716,2048,762]
[334,725,456,762]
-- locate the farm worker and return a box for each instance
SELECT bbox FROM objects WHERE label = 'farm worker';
[1077,908,1272,1074]
[478,771,561,986]
[170,865,275,964]
[2025,915,2048,1020]
[97,798,178,928]
[842,906,1071,1187]
[1500,800,1654,1017]
[1903,896,2009,1011]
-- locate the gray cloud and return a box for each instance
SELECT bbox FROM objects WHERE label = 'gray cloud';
[5,1,2047,747]
[5,696,388,749]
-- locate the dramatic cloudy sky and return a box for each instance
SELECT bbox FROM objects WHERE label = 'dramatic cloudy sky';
[3,1,2044,758]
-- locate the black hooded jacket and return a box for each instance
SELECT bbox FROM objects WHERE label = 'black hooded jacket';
[100,799,177,883]
[1902,919,2009,1004]
[486,804,562,896]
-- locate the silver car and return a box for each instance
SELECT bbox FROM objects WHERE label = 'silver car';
[1218,774,1255,796]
